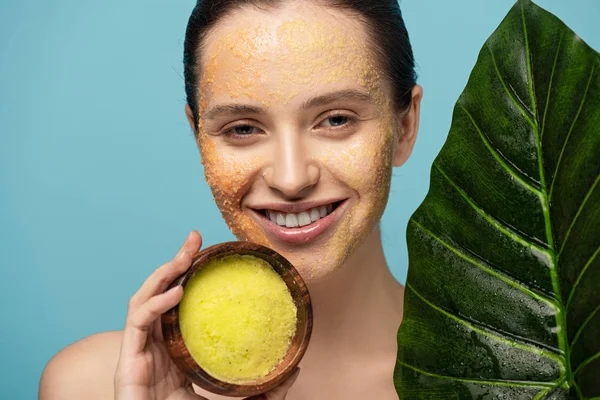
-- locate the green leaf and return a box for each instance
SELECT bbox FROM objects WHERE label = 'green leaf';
[394,0,600,398]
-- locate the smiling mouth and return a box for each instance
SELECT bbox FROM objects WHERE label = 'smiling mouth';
[256,201,343,229]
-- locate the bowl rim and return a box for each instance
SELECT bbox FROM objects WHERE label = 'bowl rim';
[161,241,313,397]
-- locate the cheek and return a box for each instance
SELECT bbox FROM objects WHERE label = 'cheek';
[352,137,393,227]
[317,128,394,270]
[322,124,395,207]
[199,135,275,245]
[199,136,249,201]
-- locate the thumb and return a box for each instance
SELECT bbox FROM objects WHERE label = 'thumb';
[245,368,301,400]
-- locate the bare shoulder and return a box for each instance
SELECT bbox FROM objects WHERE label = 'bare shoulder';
[39,330,123,400]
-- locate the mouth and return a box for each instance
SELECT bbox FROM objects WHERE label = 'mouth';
[249,200,348,245]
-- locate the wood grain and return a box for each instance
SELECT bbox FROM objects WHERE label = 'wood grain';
[161,241,313,397]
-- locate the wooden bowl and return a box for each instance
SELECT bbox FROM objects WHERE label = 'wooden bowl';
[161,241,313,397]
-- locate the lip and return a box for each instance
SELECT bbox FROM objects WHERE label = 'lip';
[250,199,349,245]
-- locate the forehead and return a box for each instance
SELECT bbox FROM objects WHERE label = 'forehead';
[197,2,386,109]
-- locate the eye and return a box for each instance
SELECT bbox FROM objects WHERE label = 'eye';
[321,115,349,128]
[220,123,263,143]
[229,125,258,136]
[314,112,358,134]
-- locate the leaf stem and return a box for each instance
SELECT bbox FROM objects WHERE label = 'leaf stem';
[520,0,573,388]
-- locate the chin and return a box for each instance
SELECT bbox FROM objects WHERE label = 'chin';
[262,231,363,284]
[281,251,343,283]
[240,234,348,283]
[223,200,382,283]
[228,226,348,283]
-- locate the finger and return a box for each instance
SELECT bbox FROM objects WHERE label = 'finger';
[245,368,301,400]
[176,229,202,256]
[128,251,191,311]
[121,285,184,357]
[151,314,164,341]
[129,231,202,309]
[150,230,202,339]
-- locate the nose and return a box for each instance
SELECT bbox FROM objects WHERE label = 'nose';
[262,133,319,199]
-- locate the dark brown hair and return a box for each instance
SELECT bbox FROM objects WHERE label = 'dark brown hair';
[183,0,417,127]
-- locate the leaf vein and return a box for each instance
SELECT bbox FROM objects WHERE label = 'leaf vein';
[532,377,567,400]
[411,219,556,306]
[435,162,547,254]
[576,381,585,400]
[571,303,600,350]
[566,245,600,310]
[521,2,538,119]
[521,2,570,384]
[541,33,564,140]
[396,359,555,389]
[549,62,596,200]
[406,280,561,361]
[489,49,536,128]
[460,106,542,193]
[574,351,600,376]
[558,174,600,258]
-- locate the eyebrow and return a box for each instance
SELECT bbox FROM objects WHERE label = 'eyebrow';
[204,104,266,120]
[301,89,374,109]
[203,89,374,120]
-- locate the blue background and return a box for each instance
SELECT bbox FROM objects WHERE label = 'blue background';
[1,0,598,398]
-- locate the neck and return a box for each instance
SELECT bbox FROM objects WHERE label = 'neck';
[304,226,404,359]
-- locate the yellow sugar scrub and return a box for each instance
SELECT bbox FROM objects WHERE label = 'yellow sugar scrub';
[178,254,298,384]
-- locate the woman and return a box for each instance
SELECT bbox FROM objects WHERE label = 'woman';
[39,0,422,398]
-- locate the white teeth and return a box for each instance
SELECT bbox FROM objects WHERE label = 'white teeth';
[318,206,327,218]
[276,213,286,225]
[269,211,277,224]
[310,208,320,222]
[298,211,311,227]
[265,203,337,228]
[285,213,299,228]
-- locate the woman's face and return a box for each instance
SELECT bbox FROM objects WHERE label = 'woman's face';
[189,2,419,281]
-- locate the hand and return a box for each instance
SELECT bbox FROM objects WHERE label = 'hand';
[114,230,301,400]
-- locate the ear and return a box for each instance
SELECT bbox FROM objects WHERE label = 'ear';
[392,85,423,167]
[185,104,198,136]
